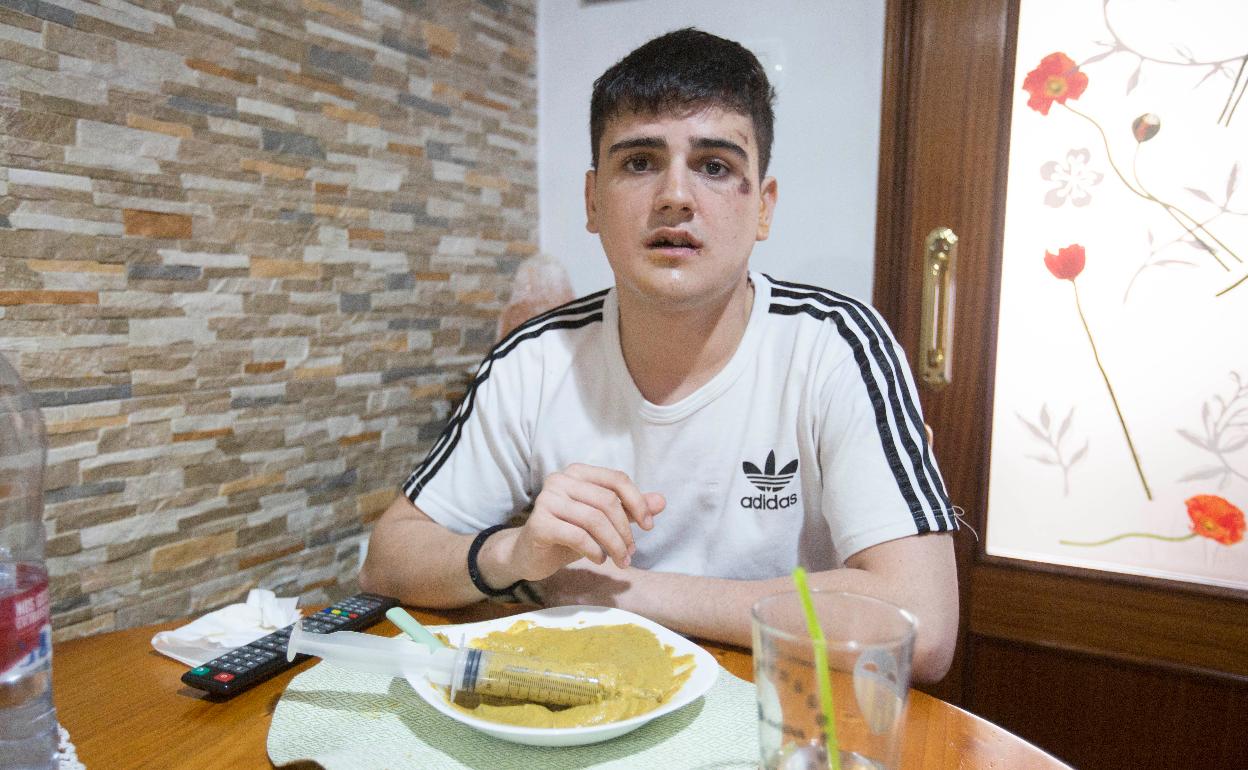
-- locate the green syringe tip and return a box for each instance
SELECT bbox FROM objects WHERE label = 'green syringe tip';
[385,607,446,649]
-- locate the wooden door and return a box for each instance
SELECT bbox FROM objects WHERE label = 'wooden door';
[872,1,1248,768]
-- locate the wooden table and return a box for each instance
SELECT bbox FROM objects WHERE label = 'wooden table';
[52,604,1069,769]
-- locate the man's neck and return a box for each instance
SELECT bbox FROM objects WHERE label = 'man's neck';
[616,275,755,406]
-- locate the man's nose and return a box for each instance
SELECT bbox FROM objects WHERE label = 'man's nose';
[653,164,694,215]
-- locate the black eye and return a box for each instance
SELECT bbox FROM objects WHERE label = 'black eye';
[704,160,728,176]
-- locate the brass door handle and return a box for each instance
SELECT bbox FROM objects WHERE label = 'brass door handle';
[919,227,957,388]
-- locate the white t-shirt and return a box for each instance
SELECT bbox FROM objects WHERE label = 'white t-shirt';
[404,272,955,579]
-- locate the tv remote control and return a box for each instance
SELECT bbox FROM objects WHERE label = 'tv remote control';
[180,592,399,698]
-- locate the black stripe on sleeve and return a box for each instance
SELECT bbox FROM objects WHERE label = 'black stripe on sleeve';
[402,295,606,502]
[766,277,954,533]
[768,276,953,522]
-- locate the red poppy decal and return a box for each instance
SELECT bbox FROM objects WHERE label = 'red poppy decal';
[1022,52,1088,115]
[1045,244,1086,281]
[1186,495,1245,546]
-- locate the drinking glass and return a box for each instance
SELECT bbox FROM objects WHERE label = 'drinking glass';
[752,591,916,770]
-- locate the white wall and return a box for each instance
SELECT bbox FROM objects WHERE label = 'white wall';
[537,0,886,300]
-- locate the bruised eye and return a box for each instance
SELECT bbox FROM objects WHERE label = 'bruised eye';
[702,160,730,177]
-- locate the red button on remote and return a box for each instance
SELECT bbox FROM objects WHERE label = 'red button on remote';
[213,672,235,683]
[349,613,358,618]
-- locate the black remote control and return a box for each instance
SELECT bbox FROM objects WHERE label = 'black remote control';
[180,592,399,698]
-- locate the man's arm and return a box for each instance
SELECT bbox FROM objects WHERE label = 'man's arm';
[358,496,483,607]
[535,533,958,683]
[359,465,665,607]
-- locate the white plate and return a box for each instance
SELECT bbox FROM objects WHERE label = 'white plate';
[406,605,719,747]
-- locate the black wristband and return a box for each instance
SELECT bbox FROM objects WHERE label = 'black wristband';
[466,524,525,601]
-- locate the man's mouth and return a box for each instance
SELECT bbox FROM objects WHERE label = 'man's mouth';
[645,230,703,252]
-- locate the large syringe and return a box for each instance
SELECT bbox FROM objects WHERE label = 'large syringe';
[286,622,623,707]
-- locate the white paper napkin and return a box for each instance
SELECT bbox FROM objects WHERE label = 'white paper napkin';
[151,589,301,667]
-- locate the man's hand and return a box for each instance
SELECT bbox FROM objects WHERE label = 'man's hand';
[481,464,665,586]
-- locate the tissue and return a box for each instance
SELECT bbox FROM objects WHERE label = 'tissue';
[151,588,301,667]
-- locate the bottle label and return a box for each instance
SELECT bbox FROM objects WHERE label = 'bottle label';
[0,573,51,678]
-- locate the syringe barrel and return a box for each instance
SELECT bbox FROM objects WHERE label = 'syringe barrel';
[451,648,615,707]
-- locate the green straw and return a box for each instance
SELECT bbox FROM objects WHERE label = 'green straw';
[385,607,446,649]
[792,567,841,770]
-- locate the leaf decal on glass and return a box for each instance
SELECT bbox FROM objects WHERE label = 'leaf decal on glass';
[1178,372,1248,489]
[1057,410,1073,443]
[1185,187,1214,204]
[1126,63,1142,94]
[1018,406,1087,496]
[1019,416,1049,443]
[1221,434,1248,453]
[1177,429,1213,450]
[1179,467,1227,482]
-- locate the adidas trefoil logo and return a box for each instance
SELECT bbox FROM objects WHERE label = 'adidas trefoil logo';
[743,451,798,492]
[741,451,799,510]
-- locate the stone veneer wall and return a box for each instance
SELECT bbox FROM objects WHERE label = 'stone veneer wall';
[0,0,536,641]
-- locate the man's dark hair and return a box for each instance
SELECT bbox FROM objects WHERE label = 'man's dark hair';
[590,28,776,178]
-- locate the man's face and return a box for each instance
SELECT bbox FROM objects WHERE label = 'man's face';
[585,106,777,311]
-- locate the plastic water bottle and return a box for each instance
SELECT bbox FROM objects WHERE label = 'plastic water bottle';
[0,352,57,770]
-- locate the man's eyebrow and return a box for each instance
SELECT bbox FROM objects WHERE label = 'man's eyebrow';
[692,137,749,161]
[606,137,666,156]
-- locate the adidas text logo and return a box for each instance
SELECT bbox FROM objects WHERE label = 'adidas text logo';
[741,450,799,510]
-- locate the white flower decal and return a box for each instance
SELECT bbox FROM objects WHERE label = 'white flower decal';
[1041,148,1103,207]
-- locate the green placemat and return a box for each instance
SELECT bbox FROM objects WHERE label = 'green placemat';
[267,656,759,769]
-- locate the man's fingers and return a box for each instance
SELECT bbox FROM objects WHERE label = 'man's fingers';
[540,516,606,565]
[548,497,632,567]
[566,483,635,554]
[565,464,652,526]
[642,492,665,530]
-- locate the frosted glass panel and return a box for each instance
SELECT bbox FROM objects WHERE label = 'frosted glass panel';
[987,0,1248,589]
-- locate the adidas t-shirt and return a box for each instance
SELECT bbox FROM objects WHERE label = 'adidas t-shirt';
[403,272,956,579]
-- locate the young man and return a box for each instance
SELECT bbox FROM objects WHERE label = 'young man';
[360,29,959,682]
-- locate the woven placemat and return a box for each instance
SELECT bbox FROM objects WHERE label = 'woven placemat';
[267,656,760,769]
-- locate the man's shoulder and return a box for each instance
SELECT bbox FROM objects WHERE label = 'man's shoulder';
[760,273,878,320]
[758,273,892,339]
[491,288,610,359]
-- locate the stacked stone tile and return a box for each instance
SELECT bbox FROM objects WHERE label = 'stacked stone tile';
[0,0,537,641]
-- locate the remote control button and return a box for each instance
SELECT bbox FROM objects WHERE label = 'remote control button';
[213,672,235,683]
[190,666,210,676]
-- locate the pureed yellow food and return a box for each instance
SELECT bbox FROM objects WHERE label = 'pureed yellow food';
[444,620,695,728]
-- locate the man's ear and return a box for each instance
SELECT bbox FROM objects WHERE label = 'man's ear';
[756,176,778,241]
[584,169,599,234]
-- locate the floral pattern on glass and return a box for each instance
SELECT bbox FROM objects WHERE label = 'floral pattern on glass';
[990,2,1248,591]
[1042,148,1103,207]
